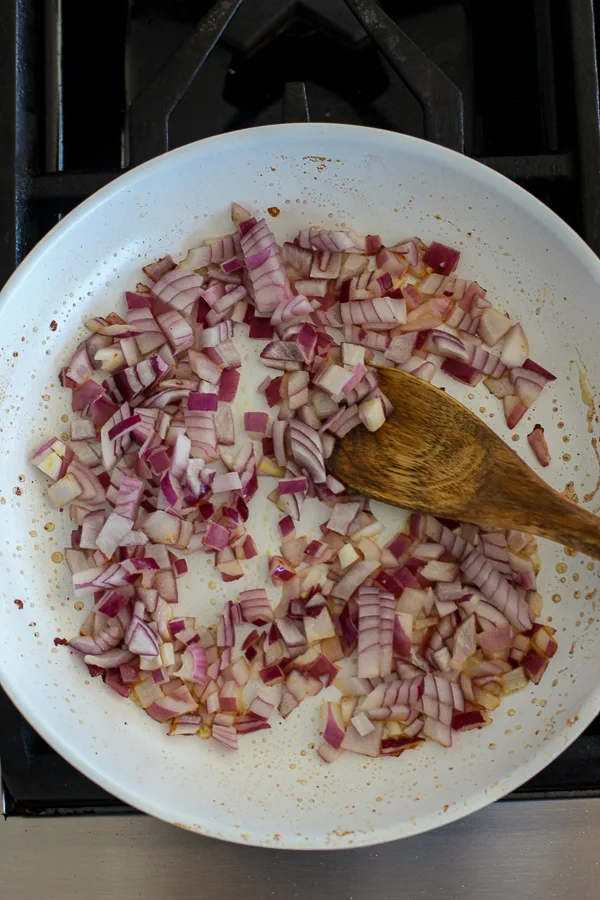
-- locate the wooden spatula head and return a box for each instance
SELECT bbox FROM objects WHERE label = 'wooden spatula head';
[330,366,600,560]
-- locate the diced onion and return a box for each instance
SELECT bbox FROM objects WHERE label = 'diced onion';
[30,207,554,761]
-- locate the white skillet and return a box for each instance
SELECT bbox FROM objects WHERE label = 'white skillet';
[1,124,599,849]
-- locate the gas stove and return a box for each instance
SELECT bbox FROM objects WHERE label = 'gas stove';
[2,0,600,816]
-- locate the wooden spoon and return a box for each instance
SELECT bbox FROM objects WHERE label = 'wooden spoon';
[329,365,600,561]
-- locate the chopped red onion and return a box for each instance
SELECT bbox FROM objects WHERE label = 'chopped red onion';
[239,588,274,625]
[248,695,275,720]
[31,438,74,481]
[477,308,513,346]
[499,323,528,368]
[523,358,556,380]
[356,587,394,678]
[126,617,159,657]
[289,420,326,484]
[331,560,381,601]
[212,472,242,493]
[527,424,551,467]
[279,477,308,495]
[244,411,270,440]
[422,241,460,275]
[322,702,346,749]
[212,724,238,750]
[157,309,194,354]
[33,209,556,759]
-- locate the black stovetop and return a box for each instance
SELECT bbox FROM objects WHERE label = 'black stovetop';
[2,0,600,816]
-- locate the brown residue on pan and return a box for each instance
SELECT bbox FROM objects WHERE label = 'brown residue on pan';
[302,155,328,172]
[583,438,600,503]
[267,207,280,218]
[562,482,579,503]
[570,351,596,434]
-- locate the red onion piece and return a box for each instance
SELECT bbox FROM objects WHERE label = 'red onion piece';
[241,220,292,315]
[212,472,242,493]
[282,242,313,277]
[356,587,394,678]
[31,438,74,481]
[244,411,270,440]
[279,477,308,495]
[523,358,556,381]
[441,359,482,386]
[248,695,275,720]
[331,560,380,601]
[260,664,285,686]
[500,323,528,368]
[212,724,238,750]
[527,424,551,466]
[322,702,346,749]
[289,420,326,484]
[82,648,135,669]
[310,230,365,254]
[248,315,275,340]
[187,391,218,412]
[125,617,159,657]
[477,308,513,346]
[260,340,305,370]
[461,549,531,632]
[341,721,383,757]
[239,588,274,625]
[422,241,460,275]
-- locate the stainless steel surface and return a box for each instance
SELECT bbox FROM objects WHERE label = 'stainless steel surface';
[1,800,599,898]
